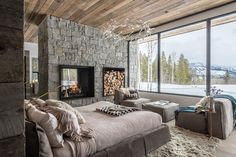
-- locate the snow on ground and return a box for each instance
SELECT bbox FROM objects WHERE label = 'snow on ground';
[138,82,236,97]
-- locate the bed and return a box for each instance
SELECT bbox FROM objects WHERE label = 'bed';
[51,101,171,157]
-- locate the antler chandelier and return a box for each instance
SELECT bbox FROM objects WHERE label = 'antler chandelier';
[102,18,152,43]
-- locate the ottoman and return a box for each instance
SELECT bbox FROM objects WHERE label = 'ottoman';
[142,101,179,122]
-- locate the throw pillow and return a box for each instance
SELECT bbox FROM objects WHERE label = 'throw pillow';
[27,105,64,147]
[120,88,130,95]
[125,93,138,100]
[196,96,209,108]
[129,89,140,98]
[40,106,81,136]
[46,99,86,124]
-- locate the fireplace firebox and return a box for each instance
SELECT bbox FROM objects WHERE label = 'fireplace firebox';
[59,65,94,100]
[103,67,125,96]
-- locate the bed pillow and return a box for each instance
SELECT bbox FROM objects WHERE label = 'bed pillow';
[46,99,86,124]
[30,98,47,107]
[36,124,54,157]
[41,106,81,141]
[25,120,53,157]
[27,104,47,123]
[27,105,64,147]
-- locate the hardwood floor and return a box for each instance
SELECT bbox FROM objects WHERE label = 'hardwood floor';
[166,120,236,157]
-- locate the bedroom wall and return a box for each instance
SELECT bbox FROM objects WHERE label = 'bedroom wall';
[38,15,128,106]
[0,0,24,156]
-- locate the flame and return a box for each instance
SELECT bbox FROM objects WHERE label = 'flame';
[69,82,79,93]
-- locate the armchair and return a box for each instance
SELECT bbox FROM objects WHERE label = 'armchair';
[175,98,234,139]
[114,88,151,108]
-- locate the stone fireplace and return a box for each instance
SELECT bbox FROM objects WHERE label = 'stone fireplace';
[59,65,94,99]
[38,16,128,106]
[103,67,125,96]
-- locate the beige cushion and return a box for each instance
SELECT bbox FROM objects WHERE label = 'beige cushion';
[40,106,81,141]
[31,98,47,107]
[46,99,86,124]
[27,105,64,147]
[27,104,47,123]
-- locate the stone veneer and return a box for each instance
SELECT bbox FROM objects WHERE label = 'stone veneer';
[38,15,128,106]
[129,41,139,89]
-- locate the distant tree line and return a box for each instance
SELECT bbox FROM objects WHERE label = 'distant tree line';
[139,51,199,85]
[139,47,233,85]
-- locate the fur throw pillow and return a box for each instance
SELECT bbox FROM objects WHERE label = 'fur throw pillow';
[196,96,209,108]
[27,105,64,147]
[45,99,86,124]
[40,106,81,141]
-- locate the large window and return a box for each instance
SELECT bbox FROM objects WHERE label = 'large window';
[211,13,236,97]
[160,22,206,96]
[137,35,158,92]
[130,12,236,97]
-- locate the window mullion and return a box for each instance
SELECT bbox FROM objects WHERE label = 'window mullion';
[157,33,161,93]
[206,20,211,96]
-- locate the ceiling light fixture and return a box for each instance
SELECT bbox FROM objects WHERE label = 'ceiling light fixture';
[102,18,152,43]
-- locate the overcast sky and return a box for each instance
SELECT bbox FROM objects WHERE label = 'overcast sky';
[139,21,236,67]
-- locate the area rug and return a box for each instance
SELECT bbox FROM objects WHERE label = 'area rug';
[148,126,221,157]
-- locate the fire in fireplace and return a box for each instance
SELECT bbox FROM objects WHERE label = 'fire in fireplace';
[59,65,94,99]
[103,67,125,96]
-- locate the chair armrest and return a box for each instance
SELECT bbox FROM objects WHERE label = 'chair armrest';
[114,90,125,104]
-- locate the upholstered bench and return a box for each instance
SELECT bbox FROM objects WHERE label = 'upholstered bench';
[142,101,179,122]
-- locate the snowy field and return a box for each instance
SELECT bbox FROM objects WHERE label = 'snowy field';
[138,82,236,97]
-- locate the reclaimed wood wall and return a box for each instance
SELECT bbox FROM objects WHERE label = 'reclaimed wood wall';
[0,0,24,156]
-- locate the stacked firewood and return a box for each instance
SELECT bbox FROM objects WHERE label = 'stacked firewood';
[104,70,125,96]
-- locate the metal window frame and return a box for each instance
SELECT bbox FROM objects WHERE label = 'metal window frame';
[128,10,236,97]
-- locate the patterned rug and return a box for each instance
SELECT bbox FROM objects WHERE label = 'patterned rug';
[148,126,221,157]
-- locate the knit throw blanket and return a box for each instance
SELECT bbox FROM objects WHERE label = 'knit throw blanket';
[96,105,141,116]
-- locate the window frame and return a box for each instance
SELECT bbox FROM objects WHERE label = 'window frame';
[128,11,236,97]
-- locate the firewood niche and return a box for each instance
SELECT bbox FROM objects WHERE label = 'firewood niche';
[103,67,125,96]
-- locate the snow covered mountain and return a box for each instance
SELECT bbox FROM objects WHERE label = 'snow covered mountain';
[189,63,236,77]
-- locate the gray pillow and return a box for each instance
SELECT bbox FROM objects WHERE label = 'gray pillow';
[37,124,54,157]
[25,120,53,157]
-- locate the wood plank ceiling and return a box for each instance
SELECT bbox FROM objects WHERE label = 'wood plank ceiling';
[24,0,234,43]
